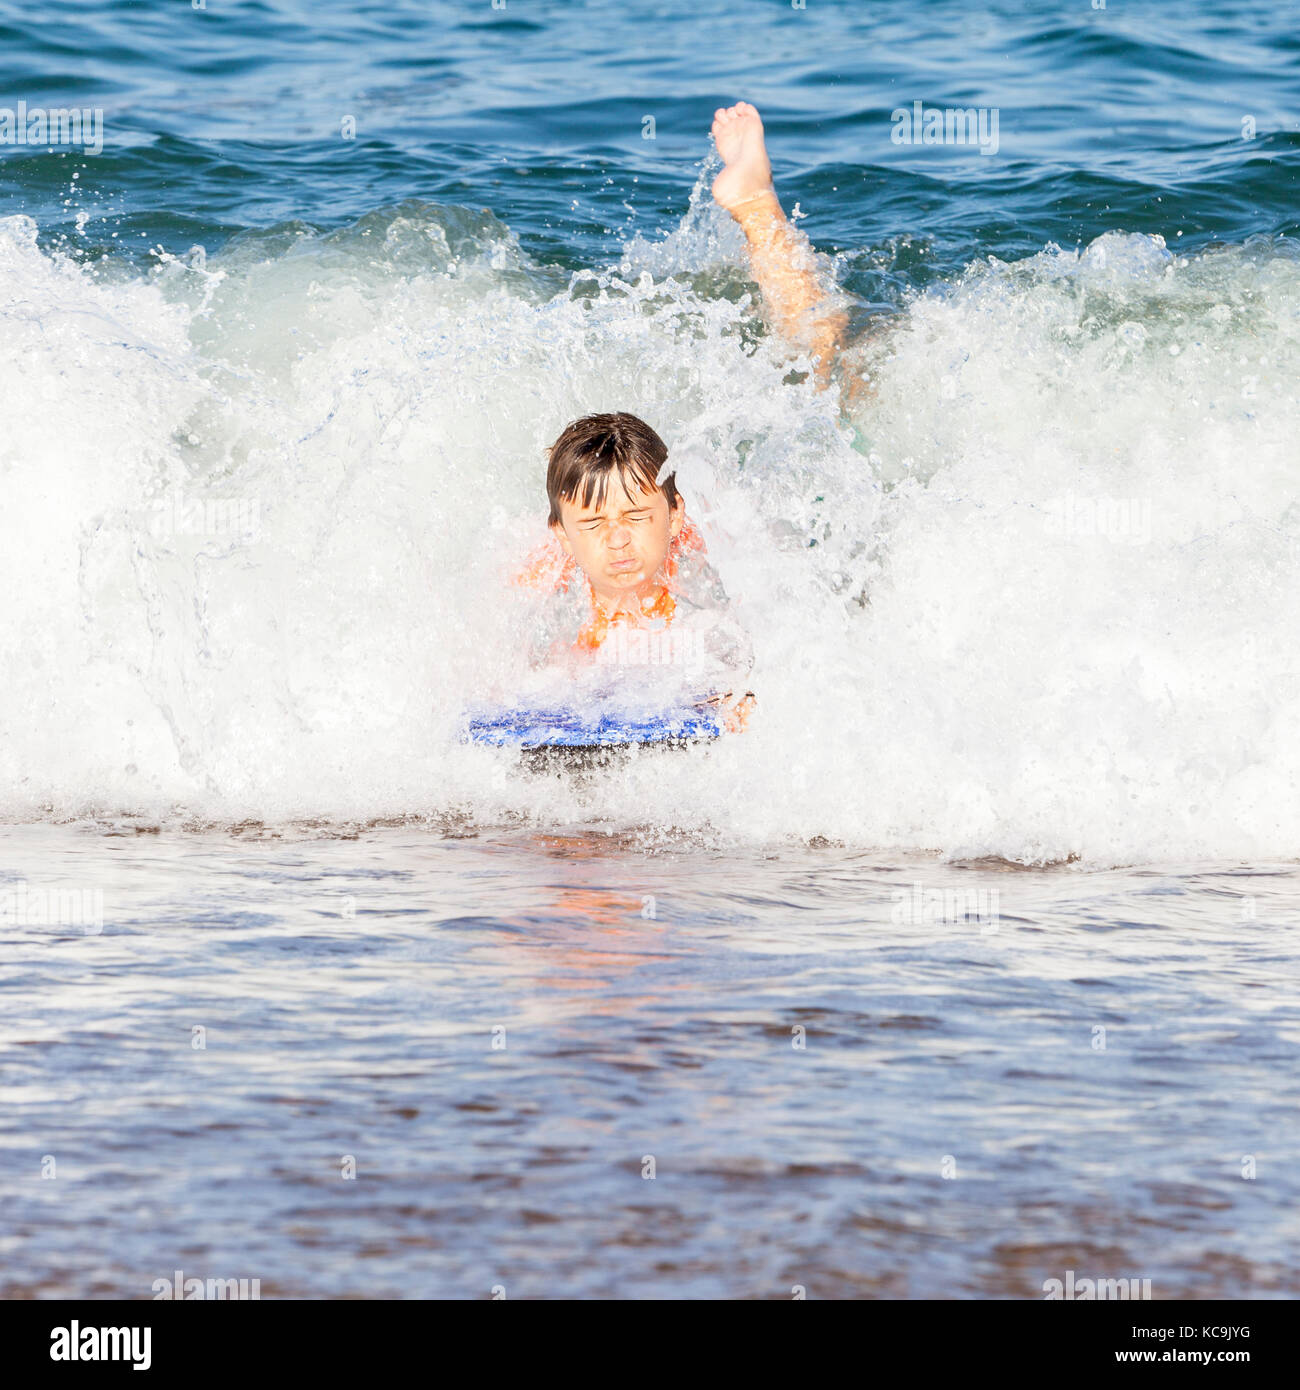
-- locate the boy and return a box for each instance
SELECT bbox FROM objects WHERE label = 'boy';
[514,413,754,730]
[515,104,833,729]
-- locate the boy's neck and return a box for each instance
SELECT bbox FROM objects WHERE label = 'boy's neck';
[589,575,667,616]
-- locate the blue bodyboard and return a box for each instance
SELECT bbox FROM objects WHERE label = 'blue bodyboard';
[463,703,725,749]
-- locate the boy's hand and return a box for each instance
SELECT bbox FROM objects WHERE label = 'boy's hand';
[706,690,756,734]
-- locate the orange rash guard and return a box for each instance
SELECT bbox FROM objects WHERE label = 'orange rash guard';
[511,517,754,732]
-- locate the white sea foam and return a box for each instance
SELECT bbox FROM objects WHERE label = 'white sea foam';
[2,203,1298,864]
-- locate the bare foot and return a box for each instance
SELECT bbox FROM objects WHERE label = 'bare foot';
[711,102,775,214]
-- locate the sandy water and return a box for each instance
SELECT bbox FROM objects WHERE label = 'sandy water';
[4,822,1298,1298]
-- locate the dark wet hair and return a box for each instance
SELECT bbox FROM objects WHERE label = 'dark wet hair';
[546,412,680,525]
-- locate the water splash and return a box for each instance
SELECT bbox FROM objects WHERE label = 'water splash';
[2,206,1299,863]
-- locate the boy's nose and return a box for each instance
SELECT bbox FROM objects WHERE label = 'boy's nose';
[607,525,632,549]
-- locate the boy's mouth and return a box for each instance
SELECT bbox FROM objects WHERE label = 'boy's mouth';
[608,558,642,572]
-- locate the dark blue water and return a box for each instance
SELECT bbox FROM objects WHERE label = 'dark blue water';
[4,0,1297,287]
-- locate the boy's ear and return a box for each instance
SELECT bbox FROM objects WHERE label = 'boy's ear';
[668,495,685,539]
[550,519,575,558]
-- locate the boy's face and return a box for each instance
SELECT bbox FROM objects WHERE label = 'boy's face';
[551,472,684,601]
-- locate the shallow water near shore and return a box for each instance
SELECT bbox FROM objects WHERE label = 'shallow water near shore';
[4,822,1299,1298]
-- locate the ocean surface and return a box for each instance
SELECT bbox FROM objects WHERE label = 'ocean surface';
[2,0,1299,1297]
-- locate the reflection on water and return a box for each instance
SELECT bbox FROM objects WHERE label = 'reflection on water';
[2,823,1298,1298]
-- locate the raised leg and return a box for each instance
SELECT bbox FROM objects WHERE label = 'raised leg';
[711,102,849,384]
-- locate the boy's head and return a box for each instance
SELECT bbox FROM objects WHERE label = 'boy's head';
[547,412,684,599]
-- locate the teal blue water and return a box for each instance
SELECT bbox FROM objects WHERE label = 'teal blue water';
[4,0,1297,289]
